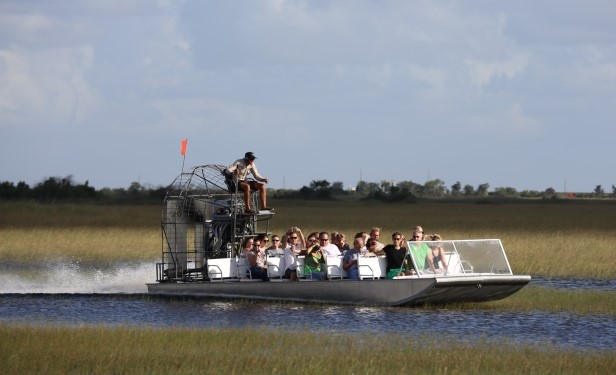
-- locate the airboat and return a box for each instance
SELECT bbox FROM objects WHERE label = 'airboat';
[146,164,531,306]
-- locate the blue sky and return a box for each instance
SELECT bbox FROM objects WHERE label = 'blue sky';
[1,0,614,192]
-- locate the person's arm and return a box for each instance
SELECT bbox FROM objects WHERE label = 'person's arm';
[439,247,448,270]
[342,253,356,271]
[297,228,306,249]
[250,164,269,183]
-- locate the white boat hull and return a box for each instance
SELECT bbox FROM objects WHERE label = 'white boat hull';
[146,275,531,307]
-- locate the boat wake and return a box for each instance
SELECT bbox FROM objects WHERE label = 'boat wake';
[0,261,153,294]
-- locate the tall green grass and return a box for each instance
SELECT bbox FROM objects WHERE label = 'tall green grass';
[1,325,613,375]
[1,200,615,278]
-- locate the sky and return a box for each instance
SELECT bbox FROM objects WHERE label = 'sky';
[1,0,614,192]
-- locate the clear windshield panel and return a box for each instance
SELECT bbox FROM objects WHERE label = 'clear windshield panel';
[406,239,512,275]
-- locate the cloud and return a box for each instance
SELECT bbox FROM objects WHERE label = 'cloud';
[0,45,101,127]
[465,53,530,88]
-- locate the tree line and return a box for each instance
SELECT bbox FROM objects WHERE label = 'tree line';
[1,176,615,203]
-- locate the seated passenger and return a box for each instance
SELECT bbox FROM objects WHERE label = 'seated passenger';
[241,237,255,257]
[342,237,363,280]
[369,227,385,251]
[318,232,341,257]
[281,227,306,281]
[304,238,328,280]
[383,232,414,278]
[246,242,269,281]
[336,232,351,252]
[255,233,269,254]
[267,234,284,257]
[408,229,430,270]
[366,239,385,257]
[425,233,448,273]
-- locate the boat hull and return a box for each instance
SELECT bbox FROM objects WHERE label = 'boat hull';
[146,275,531,307]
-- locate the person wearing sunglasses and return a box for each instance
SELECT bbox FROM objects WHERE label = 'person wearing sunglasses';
[281,227,306,281]
[266,234,284,257]
[318,232,341,257]
[383,232,414,278]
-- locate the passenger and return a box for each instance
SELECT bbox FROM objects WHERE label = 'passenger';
[425,233,448,273]
[366,238,385,257]
[408,229,430,270]
[305,234,319,251]
[342,237,363,280]
[383,232,414,278]
[369,227,385,251]
[318,232,341,257]
[255,233,269,254]
[267,234,284,257]
[225,151,272,214]
[304,238,328,280]
[353,232,370,252]
[412,225,425,240]
[246,240,269,281]
[336,232,351,252]
[281,227,306,281]
[241,237,255,257]
[330,231,340,249]
[306,232,320,245]
[282,226,306,252]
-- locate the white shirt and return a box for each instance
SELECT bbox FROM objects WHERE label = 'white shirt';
[283,243,303,271]
[321,243,341,257]
[226,158,265,181]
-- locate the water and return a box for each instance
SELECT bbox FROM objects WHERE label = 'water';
[0,261,614,351]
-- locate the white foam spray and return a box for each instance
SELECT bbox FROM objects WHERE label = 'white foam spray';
[0,261,154,294]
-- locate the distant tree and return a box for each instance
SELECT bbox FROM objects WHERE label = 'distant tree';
[355,181,369,194]
[423,179,447,197]
[331,181,345,194]
[476,183,490,197]
[380,180,393,192]
[520,190,541,198]
[612,184,616,198]
[494,186,518,197]
[450,181,462,197]
[594,185,604,198]
[397,180,423,196]
[542,187,557,199]
[463,184,475,196]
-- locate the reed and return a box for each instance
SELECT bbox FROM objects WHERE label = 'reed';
[1,200,615,279]
[1,324,613,374]
[434,286,616,316]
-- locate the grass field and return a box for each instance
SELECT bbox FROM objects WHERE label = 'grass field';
[2,199,615,279]
[1,199,615,373]
[1,325,614,375]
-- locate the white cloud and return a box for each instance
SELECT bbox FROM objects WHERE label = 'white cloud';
[465,53,530,88]
[0,46,101,127]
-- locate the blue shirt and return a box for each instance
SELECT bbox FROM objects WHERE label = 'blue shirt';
[343,248,361,280]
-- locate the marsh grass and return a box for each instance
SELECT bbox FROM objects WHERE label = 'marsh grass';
[432,286,616,316]
[2,200,615,278]
[1,324,613,375]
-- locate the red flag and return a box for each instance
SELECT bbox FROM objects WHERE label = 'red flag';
[180,139,188,156]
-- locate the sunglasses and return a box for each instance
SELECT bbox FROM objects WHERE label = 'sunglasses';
[273,239,280,242]
[394,237,402,240]
[290,236,298,239]
[320,238,329,241]
[412,236,421,239]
